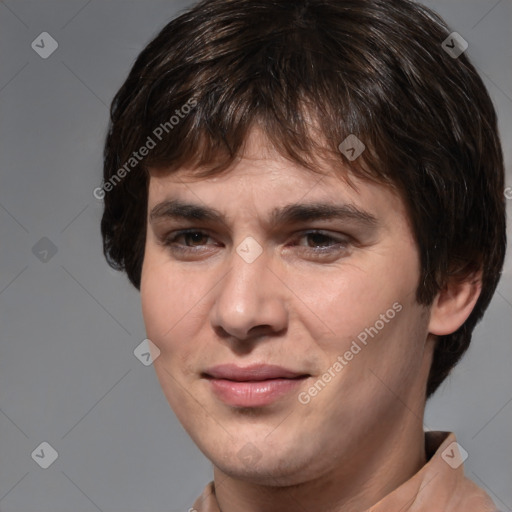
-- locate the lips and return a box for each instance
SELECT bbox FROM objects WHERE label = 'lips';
[203,363,308,381]
[202,364,310,407]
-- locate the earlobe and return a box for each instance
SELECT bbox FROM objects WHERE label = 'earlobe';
[428,271,482,336]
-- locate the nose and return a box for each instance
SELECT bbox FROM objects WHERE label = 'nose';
[209,240,288,344]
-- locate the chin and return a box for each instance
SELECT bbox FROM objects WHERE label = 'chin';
[215,456,311,486]
[201,432,321,485]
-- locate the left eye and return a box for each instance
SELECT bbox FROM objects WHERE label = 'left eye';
[296,231,343,249]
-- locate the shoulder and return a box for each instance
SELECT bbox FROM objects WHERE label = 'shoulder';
[191,481,218,512]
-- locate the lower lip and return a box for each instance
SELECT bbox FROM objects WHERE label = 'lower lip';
[207,377,308,407]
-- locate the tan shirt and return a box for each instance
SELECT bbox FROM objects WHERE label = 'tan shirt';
[192,431,498,512]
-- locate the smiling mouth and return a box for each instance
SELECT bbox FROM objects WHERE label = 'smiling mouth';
[202,363,309,380]
[201,365,310,407]
[202,374,309,382]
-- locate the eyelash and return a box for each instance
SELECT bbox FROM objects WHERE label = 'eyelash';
[160,229,351,258]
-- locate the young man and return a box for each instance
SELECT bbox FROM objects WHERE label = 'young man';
[100,0,507,510]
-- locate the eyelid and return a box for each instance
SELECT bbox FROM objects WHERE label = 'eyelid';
[159,229,214,247]
[160,228,354,255]
[160,227,349,241]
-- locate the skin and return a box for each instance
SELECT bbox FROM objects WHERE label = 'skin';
[140,127,481,512]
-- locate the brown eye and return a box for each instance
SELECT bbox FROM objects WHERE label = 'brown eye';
[294,231,351,256]
[162,230,215,254]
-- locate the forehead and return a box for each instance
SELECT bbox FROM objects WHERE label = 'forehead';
[148,125,339,187]
[146,127,405,227]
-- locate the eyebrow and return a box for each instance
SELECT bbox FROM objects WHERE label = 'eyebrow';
[149,198,378,229]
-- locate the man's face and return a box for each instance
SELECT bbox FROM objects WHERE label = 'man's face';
[140,129,433,485]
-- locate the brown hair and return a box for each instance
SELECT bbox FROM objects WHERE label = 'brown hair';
[101,0,507,398]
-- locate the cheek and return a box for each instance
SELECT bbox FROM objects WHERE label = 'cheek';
[317,270,407,339]
[140,257,198,405]
[140,251,182,352]
[140,259,167,341]
[313,248,422,370]
[140,251,209,364]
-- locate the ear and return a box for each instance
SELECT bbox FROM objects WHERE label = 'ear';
[428,270,483,336]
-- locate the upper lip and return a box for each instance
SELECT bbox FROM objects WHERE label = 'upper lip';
[202,364,309,381]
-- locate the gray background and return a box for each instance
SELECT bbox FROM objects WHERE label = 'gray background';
[0,0,511,511]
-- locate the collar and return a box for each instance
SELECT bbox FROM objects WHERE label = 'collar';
[192,431,497,512]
